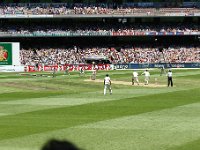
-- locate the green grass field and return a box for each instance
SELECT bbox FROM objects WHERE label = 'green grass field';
[0,69,200,150]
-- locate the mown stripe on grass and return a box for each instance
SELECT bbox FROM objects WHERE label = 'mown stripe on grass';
[173,71,200,77]
[1,101,200,150]
[0,87,30,94]
[0,88,199,141]
[0,87,190,117]
[166,138,200,150]
[0,88,170,117]
[178,74,200,79]
[0,91,65,102]
[67,102,200,150]
[0,87,179,106]
[0,104,61,117]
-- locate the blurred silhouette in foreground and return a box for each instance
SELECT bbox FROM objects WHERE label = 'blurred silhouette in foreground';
[41,139,82,150]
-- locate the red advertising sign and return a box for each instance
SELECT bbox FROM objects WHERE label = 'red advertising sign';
[27,64,111,72]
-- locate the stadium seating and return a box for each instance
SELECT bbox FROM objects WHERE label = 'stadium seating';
[20,46,200,66]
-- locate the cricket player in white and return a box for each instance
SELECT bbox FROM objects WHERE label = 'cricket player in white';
[132,70,139,85]
[91,70,96,80]
[104,74,112,95]
[141,70,150,85]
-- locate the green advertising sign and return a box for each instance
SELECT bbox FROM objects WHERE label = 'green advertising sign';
[0,43,12,65]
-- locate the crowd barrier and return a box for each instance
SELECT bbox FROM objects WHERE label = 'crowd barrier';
[114,63,200,69]
[1,63,199,72]
[27,64,111,72]
[0,65,24,72]
[26,63,200,72]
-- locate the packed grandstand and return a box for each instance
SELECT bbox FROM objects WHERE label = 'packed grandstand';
[0,22,199,36]
[20,46,200,66]
[0,2,199,16]
[0,0,199,70]
[0,5,199,16]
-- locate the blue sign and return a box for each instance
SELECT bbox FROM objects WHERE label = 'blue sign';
[114,63,200,69]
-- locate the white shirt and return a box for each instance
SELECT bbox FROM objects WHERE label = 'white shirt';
[143,71,150,77]
[133,72,138,77]
[104,76,111,85]
[167,72,172,77]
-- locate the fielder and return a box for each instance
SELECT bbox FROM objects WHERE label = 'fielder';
[79,67,85,76]
[132,70,139,85]
[91,70,97,80]
[141,69,150,85]
[104,74,112,95]
[65,66,70,75]
[52,67,56,78]
[160,65,166,76]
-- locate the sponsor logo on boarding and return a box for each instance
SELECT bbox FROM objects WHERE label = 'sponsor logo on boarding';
[176,32,184,35]
[191,63,200,67]
[115,64,129,69]
[0,46,8,62]
[154,64,165,68]
[171,64,185,68]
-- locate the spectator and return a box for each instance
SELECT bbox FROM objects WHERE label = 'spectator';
[41,139,82,150]
[20,46,200,65]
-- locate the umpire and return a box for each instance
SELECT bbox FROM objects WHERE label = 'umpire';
[167,69,173,87]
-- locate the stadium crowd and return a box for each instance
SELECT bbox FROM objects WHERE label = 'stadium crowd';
[20,46,200,66]
[0,4,199,16]
[0,22,199,36]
